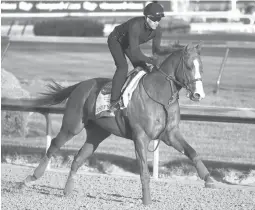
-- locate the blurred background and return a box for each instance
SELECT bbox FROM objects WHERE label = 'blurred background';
[1,0,255,36]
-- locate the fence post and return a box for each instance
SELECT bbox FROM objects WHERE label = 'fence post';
[21,20,28,36]
[7,20,14,36]
[213,48,229,94]
[1,36,10,63]
[153,140,159,180]
[44,113,52,170]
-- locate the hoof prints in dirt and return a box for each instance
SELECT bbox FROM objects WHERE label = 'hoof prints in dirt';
[1,164,255,210]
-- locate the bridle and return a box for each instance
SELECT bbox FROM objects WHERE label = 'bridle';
[158,51,202,105]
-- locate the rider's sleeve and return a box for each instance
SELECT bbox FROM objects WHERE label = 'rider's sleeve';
[152,28,175,55]
[129,22,152,63]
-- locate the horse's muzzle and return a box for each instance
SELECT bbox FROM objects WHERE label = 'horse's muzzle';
[187,91,205,101]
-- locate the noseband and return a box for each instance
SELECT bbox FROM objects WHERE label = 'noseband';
[158,51,202,104]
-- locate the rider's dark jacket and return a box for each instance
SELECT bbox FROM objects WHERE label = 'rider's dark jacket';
[111,16,171,63]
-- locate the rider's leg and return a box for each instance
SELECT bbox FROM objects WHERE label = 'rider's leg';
[107,34,129,111]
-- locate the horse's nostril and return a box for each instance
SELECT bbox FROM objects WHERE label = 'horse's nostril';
[194,93,200,99]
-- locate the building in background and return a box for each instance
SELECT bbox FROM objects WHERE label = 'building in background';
[1,0,255,35]
[172,0,255,13]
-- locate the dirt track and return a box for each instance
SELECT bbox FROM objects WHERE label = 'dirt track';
[1,164,255,210]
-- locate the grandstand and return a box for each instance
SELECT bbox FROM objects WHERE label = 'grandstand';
[1,0,255,34]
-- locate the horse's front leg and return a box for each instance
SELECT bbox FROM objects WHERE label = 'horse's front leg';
[133,131,152,205]
[161,127,216,188]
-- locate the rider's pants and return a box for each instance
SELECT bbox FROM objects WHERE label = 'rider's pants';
[107,32,147,102]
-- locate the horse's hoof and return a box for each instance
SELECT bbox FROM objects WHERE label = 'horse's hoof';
[64,178,75,196]
[142,200,152,206]
[23,175,37,187]
[142,196,152,205]
[205,176,216,188]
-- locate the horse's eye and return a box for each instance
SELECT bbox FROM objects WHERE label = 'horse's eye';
[186,62,193,70]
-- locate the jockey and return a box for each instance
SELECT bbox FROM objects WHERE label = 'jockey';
[107,2,175,113]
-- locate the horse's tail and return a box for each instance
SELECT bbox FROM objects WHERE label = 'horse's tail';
[37,80,79,106]
[2,80,79,107]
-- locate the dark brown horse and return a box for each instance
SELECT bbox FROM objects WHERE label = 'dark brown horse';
[23,43,215,205]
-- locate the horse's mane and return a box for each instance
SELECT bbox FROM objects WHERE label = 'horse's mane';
[172,43,186,49]
[158,42,187,69]
[170,42,186,54]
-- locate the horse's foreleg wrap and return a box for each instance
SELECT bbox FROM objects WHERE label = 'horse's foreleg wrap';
[192,156,210,181]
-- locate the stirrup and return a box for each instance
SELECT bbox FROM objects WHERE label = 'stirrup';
[106,102,118,117]
[109,101,121,112]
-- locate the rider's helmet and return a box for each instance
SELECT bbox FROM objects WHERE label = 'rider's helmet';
[143,3,165,21]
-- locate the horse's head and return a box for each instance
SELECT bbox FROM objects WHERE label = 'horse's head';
[162,43,205,102]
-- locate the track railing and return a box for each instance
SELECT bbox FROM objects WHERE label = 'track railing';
[2,98,255,178]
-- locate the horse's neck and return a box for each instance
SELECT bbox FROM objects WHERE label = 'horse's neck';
[142,53,182,106]
[159,52,181,77]
[158,52,182,94]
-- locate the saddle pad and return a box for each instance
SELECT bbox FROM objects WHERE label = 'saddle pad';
[95,70,147,116]
[122,70,146,107]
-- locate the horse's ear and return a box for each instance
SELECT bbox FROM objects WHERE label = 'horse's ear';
[172,40,180,48]
[184,44,192,52]
[174,40,180,46]
[195,42,203,53]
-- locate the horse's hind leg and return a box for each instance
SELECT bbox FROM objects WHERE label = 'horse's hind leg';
[64,122,110,196]
[24,96,88,185]
[23,125,83,186]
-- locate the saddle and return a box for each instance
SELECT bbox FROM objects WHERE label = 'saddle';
[95,67,147,118]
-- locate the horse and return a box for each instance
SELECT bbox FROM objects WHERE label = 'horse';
[22,43,215,205]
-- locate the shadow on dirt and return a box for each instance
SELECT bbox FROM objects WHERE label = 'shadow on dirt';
[86,193,140,204]
[90,153,255,186]
[1,180,64,197]
[2,145,255,186]
[161,158,255,185]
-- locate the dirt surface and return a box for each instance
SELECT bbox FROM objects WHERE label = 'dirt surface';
[1,164,255,210]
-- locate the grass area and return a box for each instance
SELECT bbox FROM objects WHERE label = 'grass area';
[2,43,255,90]
[2,46,255,108]
[2,43,255,183]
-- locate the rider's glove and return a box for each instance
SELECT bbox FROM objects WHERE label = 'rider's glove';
[147,56,158,66]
